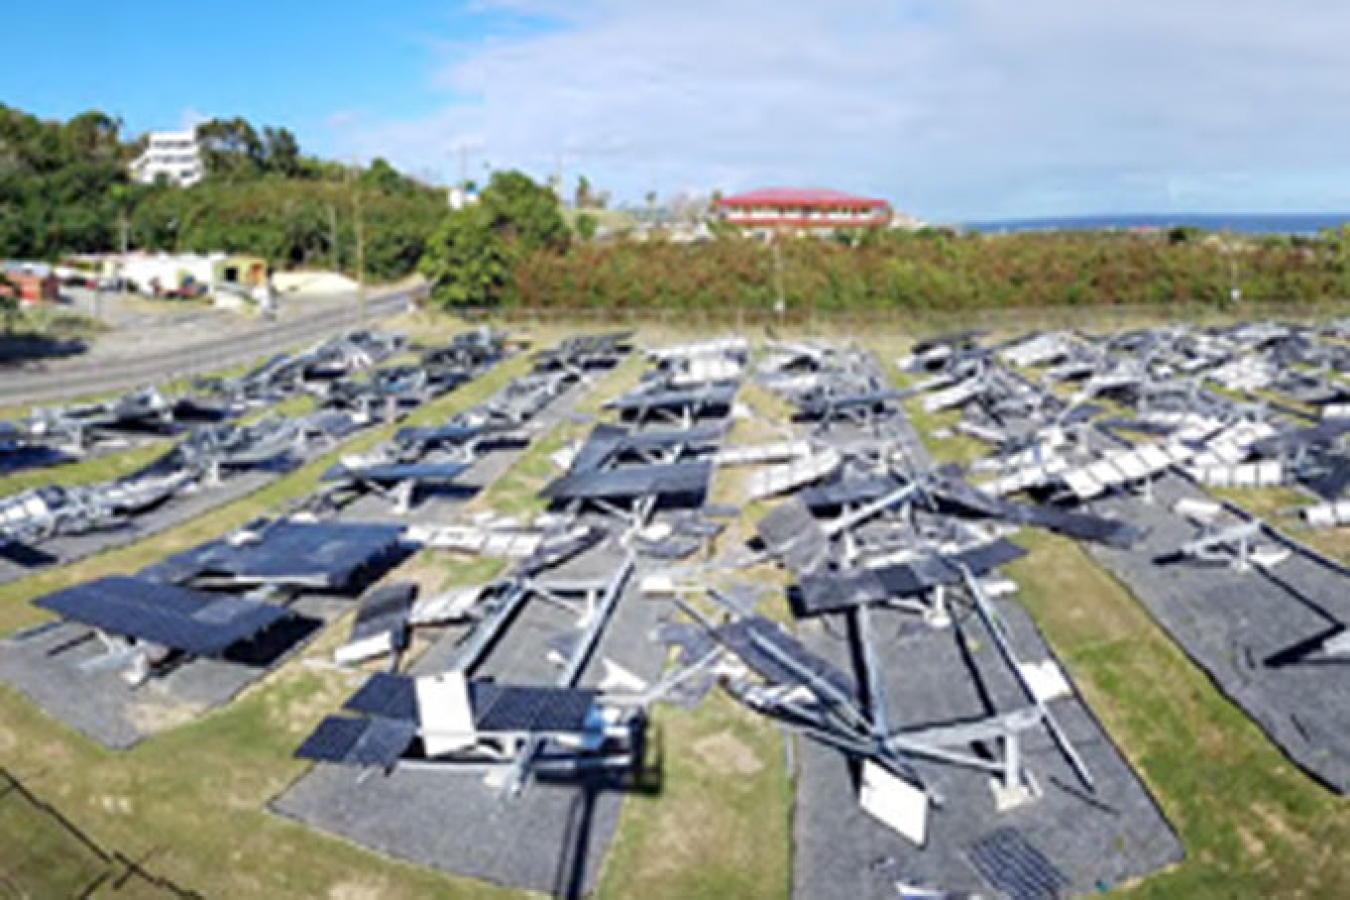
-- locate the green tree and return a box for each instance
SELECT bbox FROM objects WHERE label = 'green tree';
[479,170,570,256]
[198,117,264,179]
[262,126,301,177]
[575,212,598,241]
[418,205,509,307]
[0,272,18,333]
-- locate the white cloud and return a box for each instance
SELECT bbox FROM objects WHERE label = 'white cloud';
[327,1,1350,219]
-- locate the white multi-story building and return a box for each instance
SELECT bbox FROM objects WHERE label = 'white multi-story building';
[129,129,204,187]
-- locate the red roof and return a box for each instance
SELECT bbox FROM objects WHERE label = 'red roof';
[716,188,889,210]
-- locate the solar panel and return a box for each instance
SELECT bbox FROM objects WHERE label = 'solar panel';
[794,539,1026,616]
[295,716,417,766]
[755,501,831,576]
[799,475,901,511]
[322,461,469,484]
[967,827,1069,900]
[345,671,418,720]
[343,673,597,733]
[797,389,902,419]
[394,424,488,449]
[34,575,289,657]
[1305,455,1350,499]
[716,615,855,700]
[607,383,737,414]
[570,424,628,475]
[472,683,597,733]
[540,461,712,502]
[350,582,416,643]
[142,521,407,592]
[746,449,842,501]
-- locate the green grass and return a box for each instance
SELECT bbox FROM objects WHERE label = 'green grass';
[0,350,546,899]
[0,441,168,500]
[474,354,646,519]
[0,352,537,636]
[597,694,791,900]
[1007,531,1350,898]
[870,329,1350,897]
[597,352,794,897]
[0,770,109,898]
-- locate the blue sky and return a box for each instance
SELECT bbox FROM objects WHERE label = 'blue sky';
[6,1,1350,221]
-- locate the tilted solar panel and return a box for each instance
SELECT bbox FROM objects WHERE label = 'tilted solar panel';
[569,424,628,475]
[793,539,1027,616]
[344,672,597,734]
[540,461,712,502]
[295,715,417,766]
[607,383,737,413]
[322,462,470,484]
[350,582,416,643]
[34,575,289,657]
[344,671,418,720]
[142,521,407,592]
[472,683,597,733]
[799,475,902,511]
[716,615,855,701]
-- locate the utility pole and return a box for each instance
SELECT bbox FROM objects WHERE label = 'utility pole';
[772,239,786,327]
[328,203,339,273]
[349,161,366,326]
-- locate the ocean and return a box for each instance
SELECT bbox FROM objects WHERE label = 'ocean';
[962,213,1350,236]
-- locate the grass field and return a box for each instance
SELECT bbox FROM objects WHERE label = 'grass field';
[876,338,1350,899]
[0,441,168,500]
[0,347,547,899]
[3,319,1350,899]
[1009,533,1350,898]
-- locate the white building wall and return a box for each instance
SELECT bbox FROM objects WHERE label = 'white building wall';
[130,130,204,187]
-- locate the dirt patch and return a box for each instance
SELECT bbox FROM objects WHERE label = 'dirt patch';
[327,880,387,900]
[692,730,763,776]
[127,695,203,735]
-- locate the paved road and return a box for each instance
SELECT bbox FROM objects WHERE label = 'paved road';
[0,282,425,407]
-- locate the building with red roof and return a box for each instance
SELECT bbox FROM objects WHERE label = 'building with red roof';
[715,187,892,234]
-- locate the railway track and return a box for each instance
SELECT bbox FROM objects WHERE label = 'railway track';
[0,285,423,407]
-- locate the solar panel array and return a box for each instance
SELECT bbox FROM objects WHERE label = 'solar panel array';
[350,583,416,644]
[540,460,712,502]
[294,716,417,767]
[606,383,737,414]
[967,827,1068,900]
[795,539,1027,616]
[745,449,842,501]
[34,575,289,657]
[715,615,855,702]
[341,672,598,734]
[142,521,407,592]
[322,461,469,485]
